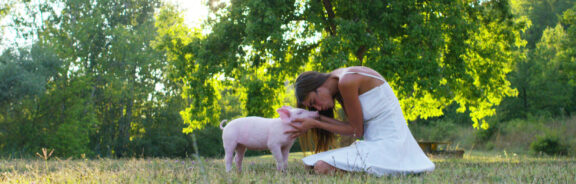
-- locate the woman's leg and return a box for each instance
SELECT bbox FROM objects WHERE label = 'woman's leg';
[313,160,341,175]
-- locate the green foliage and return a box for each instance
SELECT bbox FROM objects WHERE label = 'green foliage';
[239,69,287,117]
[558,5,576,87]
[411,120,458,142]
[218,85,243,120]
[500,2,576,120]
[0,45,61,105]
[475,123,498,145]
[0,3,9,17]
[130,96,197,158]
[0,44,62,157]
[37,0,168,157]
[531,24,574,115]
[158,0,528,132]
[0,0,195,158]
[191,125,224,158]
[49,120,94,157]
[154,5,222,133]
[530,134,569,156]
[510,0,575,48]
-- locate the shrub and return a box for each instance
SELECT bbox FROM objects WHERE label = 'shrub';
[474,120,500,144]
[411,119,458,142]
[530,135,569,156]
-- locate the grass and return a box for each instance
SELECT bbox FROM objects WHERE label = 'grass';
[1,151,575,183]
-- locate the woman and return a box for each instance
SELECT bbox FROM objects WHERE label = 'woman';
[287,66,435,176]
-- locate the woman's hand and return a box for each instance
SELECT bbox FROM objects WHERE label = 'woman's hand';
[285,118,318,139]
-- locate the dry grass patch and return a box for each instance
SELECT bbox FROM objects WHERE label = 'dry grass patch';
[1,151,575,183]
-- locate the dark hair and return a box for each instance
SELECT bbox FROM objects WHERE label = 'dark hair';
[295,71,330,107]
[294,71,338,153]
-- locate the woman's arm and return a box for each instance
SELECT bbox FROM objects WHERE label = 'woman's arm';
[287,75,365,138]
[287,116,360,138]
[337,74,365,137]
[317,115,363,137]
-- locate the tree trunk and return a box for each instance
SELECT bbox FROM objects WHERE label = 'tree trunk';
[321,0,336,36]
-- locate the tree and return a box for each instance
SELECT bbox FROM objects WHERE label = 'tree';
[0,46,59,106]
[501,2,576,119]
[531,24,572,115]
[153,0,527,131]
[38,0,165,157]
[556,5,576,114]
[1,0,211,158]
[509,0,575,48]
[0,45,62,156]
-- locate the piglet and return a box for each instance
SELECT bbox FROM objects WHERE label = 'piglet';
[219,106,319,172]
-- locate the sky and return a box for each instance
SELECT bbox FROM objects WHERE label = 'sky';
[0,0,212,51]
[166,0,210,28]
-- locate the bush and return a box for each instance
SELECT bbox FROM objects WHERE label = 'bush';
[410,119,456,141]
[48,121,93,158]
[475,124,496,144]
[530,135,569,156]
[193,125,224,157]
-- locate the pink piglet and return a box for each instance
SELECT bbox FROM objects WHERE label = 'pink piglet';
[219,106,319,172]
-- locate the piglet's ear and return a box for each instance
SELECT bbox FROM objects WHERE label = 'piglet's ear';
[282,105,292,109]
[277,108,291,122]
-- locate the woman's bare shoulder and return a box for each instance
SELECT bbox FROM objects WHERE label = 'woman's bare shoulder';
[332,67,358,84]
[331,66,382,78]
[329,68,347,79]
[347,66,384,78]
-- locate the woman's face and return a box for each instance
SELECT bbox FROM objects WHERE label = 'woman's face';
[302,87,334,111]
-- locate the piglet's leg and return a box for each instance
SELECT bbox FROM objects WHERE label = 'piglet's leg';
[281,145,292,171]
[269,144,285,172]
[223,142,236,172]
[234,145,246,173]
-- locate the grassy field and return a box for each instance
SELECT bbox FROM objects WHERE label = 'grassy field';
[1,151,575,183]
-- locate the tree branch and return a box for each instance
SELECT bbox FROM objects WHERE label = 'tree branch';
[355,45,367,65]
[321,0,336,36]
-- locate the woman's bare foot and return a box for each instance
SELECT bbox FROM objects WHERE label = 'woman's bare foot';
[313,161,341,175]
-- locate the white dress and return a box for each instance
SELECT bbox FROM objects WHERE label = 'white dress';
[302,72,435,176]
